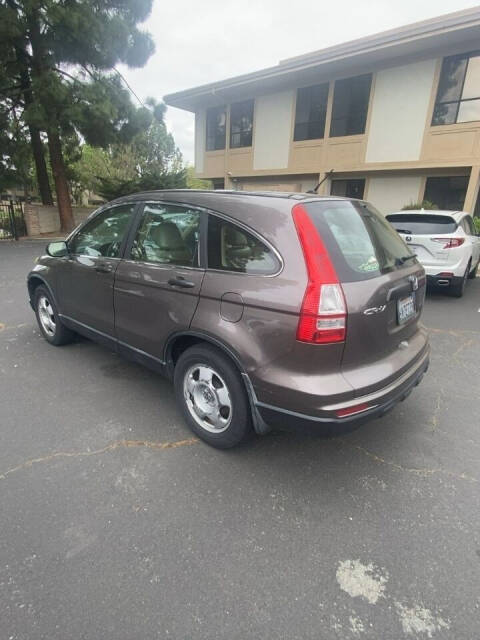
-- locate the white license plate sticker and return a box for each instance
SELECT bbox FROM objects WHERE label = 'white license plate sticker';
[397,294,415,325]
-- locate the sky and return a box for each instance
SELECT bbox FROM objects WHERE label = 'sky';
[121,0,480,164]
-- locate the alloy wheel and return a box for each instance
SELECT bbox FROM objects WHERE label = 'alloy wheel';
[183,364,232,433]
[38,295,56,337]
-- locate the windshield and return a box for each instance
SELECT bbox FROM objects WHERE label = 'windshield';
[303,200,414,282]
[386,214,457,235]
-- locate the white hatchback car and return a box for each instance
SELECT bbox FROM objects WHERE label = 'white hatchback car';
[386,210,480,297]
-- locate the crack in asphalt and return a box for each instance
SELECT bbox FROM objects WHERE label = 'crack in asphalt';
[340,440,478,484]
[428,390,443,432]
[0,437,199,481]
[428,326,480,337]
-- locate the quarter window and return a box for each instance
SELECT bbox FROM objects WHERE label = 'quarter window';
[206,106,226,151]
[330,74,372,137]
[293,83,329,141]
[230,100,254,148]
[131,203,201,267]
[207,216,279,274]
[69,204,135,257]
[432,52,480,125]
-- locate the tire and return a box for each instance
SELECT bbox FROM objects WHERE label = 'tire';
[34,285,75,346]
[174,344,253,448]
[450,262,470,298]
[468,259,479,279]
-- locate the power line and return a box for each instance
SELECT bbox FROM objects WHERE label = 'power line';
[114,68,144,107]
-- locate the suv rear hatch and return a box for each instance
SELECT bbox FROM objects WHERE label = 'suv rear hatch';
[296,200,427,396]
[386,213,459,269]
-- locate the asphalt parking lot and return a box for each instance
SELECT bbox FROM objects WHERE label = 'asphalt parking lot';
[1,240,479,639]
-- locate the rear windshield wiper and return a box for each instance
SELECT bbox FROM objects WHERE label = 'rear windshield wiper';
[396,254,416,265]
[394,228,412,234]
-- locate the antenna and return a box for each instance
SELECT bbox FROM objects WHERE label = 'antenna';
[307,169,334,194]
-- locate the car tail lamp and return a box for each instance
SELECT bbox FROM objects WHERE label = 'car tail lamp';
[292,204,346,344]
[432,237,465,249]
[335,403,371,418]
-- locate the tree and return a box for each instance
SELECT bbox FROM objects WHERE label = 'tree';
[0,5,54,204]
[0,0,156,230]
[0,104,37,198]
[186,166,212,190]
[402,200,439,211]
[70,109,188,201]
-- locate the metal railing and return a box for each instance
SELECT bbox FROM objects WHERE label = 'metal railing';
[0,201,26,240]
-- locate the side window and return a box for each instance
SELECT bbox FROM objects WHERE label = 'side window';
[207,215,279,275]
[69,204,136,257]
[131,203,201,267]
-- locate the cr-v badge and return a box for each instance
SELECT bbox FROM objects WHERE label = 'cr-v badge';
[363,305,387,315]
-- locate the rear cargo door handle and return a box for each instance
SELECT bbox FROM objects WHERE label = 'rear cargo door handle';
[95,262,113,274]
[168,276,195,289]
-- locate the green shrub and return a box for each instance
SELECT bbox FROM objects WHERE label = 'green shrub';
[401,200,438,211]
[473,216,480,234]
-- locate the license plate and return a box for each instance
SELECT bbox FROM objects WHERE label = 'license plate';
[397,293,415,325]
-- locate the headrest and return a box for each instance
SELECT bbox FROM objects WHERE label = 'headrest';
[151,222,185,249]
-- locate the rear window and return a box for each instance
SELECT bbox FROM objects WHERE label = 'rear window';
[386,214,457,235]
[303,200,413,282]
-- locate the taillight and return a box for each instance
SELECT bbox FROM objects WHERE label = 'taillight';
[432,237,465,249]
[292,204,346,344]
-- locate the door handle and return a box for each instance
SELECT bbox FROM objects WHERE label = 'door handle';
[168,276,195,289]
[95,262,113,274]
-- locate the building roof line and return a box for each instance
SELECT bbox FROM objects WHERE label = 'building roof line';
[164,6,480,111]
[279,6,480,67]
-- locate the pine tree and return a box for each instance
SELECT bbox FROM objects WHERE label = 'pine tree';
[0,0,155,230]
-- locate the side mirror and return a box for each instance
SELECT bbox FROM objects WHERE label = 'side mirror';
[46,241,69,257]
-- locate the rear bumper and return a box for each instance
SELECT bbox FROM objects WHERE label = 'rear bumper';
[423,257,468,280]
[256,348,430,436]
[426,274,463,288]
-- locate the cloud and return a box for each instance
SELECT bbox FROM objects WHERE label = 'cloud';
[120,0,479,163]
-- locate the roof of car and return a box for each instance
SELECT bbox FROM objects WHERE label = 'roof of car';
[102,190,363,238]
[386,209,468,219]
[114,189,352,203]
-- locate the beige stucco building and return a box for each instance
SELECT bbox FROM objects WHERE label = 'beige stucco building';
[165,8,480,215]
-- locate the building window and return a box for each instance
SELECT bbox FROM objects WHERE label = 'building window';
[330,179,365,199]
[330,74,372,137]
[206,106,226,151]
[230,99,254,148]
[211,179,225,190]
[293,83,329,141]
[424,176,469,210]
[432,52,480,125]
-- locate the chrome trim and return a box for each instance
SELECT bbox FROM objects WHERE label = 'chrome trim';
[120,259,204,273]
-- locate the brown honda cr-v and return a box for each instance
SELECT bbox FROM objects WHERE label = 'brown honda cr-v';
[28,190,429,448]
